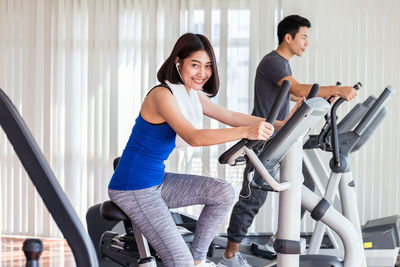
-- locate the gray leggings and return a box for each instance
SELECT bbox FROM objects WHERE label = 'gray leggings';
[108,172,235,267]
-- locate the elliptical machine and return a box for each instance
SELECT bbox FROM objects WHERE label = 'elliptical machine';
[218,80,365,267]
[302,85,397,267]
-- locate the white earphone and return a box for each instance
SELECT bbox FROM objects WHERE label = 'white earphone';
[175,61,189,89]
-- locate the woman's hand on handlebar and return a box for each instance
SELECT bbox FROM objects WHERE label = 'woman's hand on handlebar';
[245,121,274,140]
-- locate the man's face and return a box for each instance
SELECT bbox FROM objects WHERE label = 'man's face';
[288,26,309,57]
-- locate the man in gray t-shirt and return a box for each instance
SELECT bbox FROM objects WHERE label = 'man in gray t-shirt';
[252,50,292,121]
[218,15,358,267]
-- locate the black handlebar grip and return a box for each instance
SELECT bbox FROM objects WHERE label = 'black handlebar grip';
[330,81,362,166]
[218,80,292,164]
[306,83,320,99]
[245,80,291,149]
[354,82,362,90]
[326,82,341,104]
[354,86,392,136]
[265,80,291,124]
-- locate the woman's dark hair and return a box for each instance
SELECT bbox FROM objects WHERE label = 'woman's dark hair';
[277,15,311,44]
[157,33,219,97]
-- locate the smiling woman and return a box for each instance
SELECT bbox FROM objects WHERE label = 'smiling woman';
[106,32,281,267]
[175,51,213,92]
[157,33,219,98]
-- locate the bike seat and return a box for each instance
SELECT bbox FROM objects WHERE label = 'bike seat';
[100,200,130,221]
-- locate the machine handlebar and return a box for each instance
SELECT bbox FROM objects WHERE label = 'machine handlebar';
[218,80,291,165]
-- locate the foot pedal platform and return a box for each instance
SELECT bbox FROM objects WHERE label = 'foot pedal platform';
[250,243,277,260]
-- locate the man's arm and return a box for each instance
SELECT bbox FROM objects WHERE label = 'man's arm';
[277,75,357,101]
[290,94,303,102]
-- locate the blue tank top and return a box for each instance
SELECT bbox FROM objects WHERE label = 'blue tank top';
[108,114,176,190]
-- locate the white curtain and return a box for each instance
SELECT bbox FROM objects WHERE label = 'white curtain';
[0,0,120,237]
[1,0,400,239]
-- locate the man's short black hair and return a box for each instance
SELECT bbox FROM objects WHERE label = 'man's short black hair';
[278,15,311,44]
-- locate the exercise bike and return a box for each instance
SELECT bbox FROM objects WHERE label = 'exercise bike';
[87,81,296,267]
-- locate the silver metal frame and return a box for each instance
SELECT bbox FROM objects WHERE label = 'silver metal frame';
[276,139,303,266]
[303,151,398,267]
[133,225,157,267]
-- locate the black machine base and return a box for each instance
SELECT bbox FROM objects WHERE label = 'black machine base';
[270,255,343,267]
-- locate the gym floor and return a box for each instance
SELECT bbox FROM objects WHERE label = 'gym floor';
[0,235,269,267]
[5,235,399,267]
[0,235,74,267]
